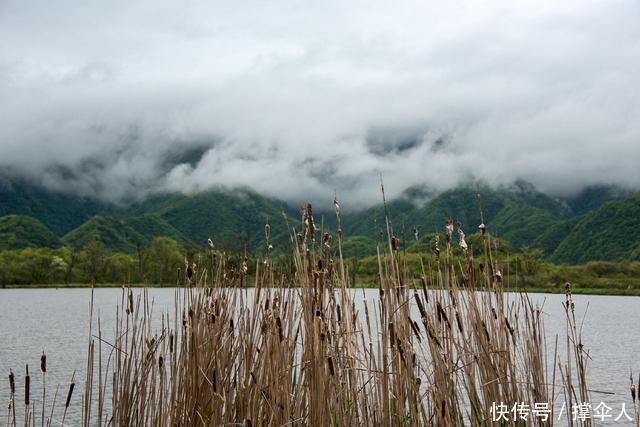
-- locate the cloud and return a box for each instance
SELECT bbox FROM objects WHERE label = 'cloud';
[1,0,639,208]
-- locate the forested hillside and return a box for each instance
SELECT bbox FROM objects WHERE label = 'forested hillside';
[0,175,637,264]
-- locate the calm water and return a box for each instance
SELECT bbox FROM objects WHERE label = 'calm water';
[0,288,638,426]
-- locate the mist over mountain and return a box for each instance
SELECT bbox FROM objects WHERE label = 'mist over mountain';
[1,0,640,207]
[1,174,638,264]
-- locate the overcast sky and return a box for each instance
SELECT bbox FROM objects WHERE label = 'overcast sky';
[1,0,639,207]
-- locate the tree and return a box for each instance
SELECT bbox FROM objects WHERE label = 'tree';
[80,239,107,283]
[521,246,544,276]
[50,255,68,283]
[108,253,134,284]
[147,237,183,285]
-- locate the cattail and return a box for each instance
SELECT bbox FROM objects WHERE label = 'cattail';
[389,322,396,349]
[264,223,270,241]
[434,233,441,261]
[445,219,454,241]
[127,290,134,314]
[323,232,331,248]
[207,237,214,249]
[409,318,422,341]
[414,293,427,319]
[505,317,514,337]
[9,369,15,395]
[186,264,194,281]
[65,381,75,408]
[457,223,468,253]
[455,311,464,334]
[25,364,30,406]
[412,226,419,241]
[306,203,315,240]
[40,353,46,427]
[391,236,399,252]
[478,223,486,235]
[276,317,284,342]
[333,196,340,214]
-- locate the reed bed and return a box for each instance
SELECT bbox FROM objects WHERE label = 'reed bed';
[4,198,603,426]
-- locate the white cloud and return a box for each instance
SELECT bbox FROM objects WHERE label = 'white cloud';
[1,0,639,207]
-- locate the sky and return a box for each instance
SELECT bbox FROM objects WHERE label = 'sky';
[1,0,639,207]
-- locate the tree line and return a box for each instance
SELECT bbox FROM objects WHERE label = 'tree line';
[0,237,191,286]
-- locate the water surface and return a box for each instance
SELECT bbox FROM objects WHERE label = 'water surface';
[0,288,637,425]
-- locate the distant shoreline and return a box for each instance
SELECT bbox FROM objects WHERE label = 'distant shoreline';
[2,283,639,296]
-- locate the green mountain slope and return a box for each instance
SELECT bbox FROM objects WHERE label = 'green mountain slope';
[338,184,567,246]
[63,214,191,252]
[1,175,639,264]
[127,189,293,250]
[489,203,560,250]
[552,197,640,263]
[565,185,635,215]
[0,175,115,235]
[0,215,62,250]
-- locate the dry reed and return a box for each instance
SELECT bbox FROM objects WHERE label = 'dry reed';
[2,196,612,426]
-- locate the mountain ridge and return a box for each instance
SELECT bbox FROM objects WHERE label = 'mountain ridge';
[0,175,637,263]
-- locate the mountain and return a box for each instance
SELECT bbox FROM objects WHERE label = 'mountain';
[564,184,635,216]
[0,215,62,250]
[337,183,566,243]
[0,174,638,264]
[124,188,295,250]
[62,214,191,252]
[0,175,115,235]
[551,196,640,263]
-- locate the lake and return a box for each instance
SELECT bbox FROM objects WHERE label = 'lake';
[0,288,638,425]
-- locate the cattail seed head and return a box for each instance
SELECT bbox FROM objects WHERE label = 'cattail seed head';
[128,290,134,314]
[306,203,315,240]
[264,224,270,241]
[457,223,468,253]
[207,237,214,250]
[479,223,486,235]
[25,364,30,406]
[9,369,15,395]
[65,381,75,408]
[391,236,399,252]
[40,352,46,373]
[445,219,454,240]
